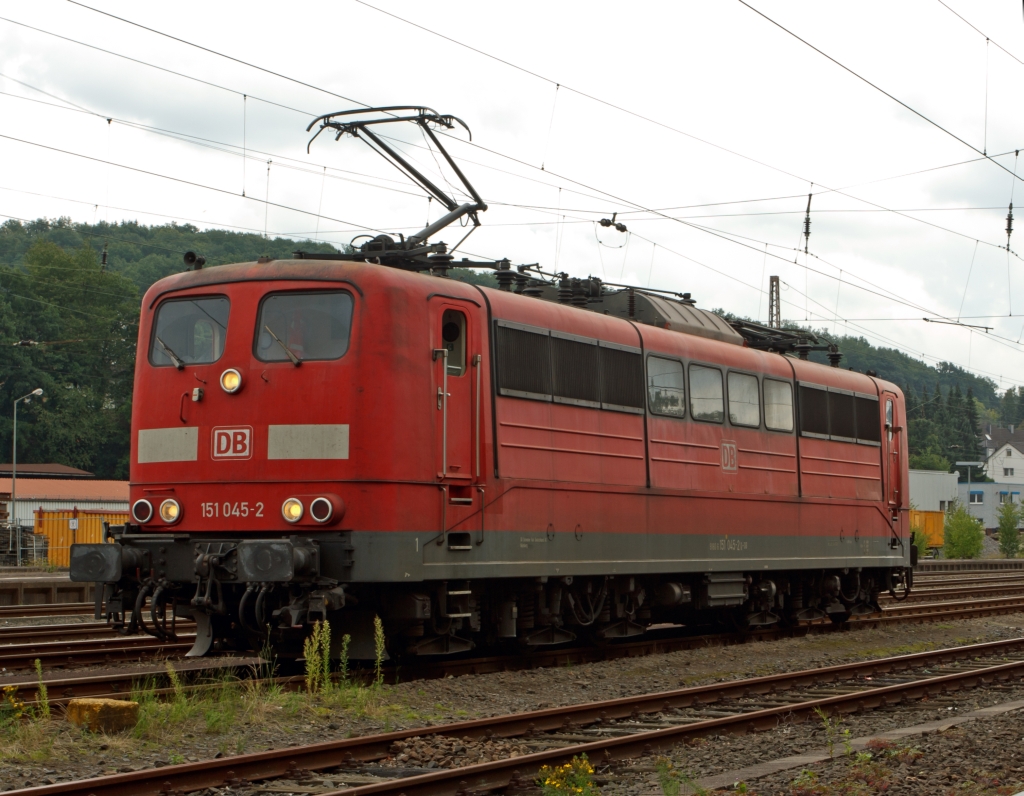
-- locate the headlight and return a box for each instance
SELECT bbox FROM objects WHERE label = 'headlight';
[220,369,242,393]
[132,499,154,524]
[159,499,181,523]
[310,497,333,523]
[281,498,303,523]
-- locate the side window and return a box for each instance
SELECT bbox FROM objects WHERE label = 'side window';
[495,323,551,399]
[647,356,685,417]
[551,333,599,406]
[763,379,794,432]
[727,372,760,427]
[599,344,645,413]
[799,385,829,437]
[441,310,466,376]
[885,399,894,442]
[689,365,724,423]
[855,396,881,443]
[828,391,856,440]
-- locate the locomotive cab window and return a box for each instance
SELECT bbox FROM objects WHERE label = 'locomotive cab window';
[441,310,467,376]
[647,356,685,417]
[727,372,760,427]
[255,290,353,362]
[689,364,724,423]
[150,296,230,367]
[764,379,794,432]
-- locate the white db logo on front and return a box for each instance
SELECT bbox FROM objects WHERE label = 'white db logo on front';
[212,426,252,459]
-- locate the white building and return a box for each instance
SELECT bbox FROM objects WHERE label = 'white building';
[982,425,1024,485]
[0,478,129,528]
[909,469,959,512]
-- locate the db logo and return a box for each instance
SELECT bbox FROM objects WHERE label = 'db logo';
[721,440,738,472]
[212,426,253,460]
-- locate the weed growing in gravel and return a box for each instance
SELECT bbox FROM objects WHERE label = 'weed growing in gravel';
[813,707,845,759]
[538,754,599,796]
[373,615,386,688]
[303,620,332,695]
[1,685,26,725]
[655,757,708,796]
[33,659,49,719]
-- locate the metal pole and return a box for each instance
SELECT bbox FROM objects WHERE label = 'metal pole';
[12,397,17,566]
[11,388,43,566]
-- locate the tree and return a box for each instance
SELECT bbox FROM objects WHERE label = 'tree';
[0,241,138,477]
[944,501,985,559]
[997,500,1021,558]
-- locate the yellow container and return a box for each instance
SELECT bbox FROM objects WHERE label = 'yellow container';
[32,509,129,567]
[910,509,945,548]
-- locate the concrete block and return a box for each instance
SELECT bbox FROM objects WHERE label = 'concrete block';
[66,698,139,733]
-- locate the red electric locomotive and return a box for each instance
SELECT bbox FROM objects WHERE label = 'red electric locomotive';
[70,108,912,658]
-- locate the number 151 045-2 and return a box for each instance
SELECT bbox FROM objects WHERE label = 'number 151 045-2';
[201,502,264,518]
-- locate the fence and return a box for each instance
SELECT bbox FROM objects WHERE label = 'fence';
[32,508,129,567]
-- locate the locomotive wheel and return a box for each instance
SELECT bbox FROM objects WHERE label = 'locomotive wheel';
[829,611,851,625]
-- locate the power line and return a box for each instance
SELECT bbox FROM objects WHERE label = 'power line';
[66,0,368,109]
[935,0,1024,70]
[736,0,1021,182]
[0,14,313,118]
[25,3,1024,375]
[0,132,383,235]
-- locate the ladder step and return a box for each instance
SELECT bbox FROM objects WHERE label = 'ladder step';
[448,590,472,595]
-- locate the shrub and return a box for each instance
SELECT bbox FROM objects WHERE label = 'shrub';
[538,755,599,796]
[944,501,984,559]
[997,500,1021,558]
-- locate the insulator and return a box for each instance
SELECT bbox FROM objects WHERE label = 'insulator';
[1007,203,1014,239]
[495,260,515,292]
[628,288,636,318]
[514,274,528,294]
[571,279,588,307]
[522,281,544,298]
[557,277,573,304]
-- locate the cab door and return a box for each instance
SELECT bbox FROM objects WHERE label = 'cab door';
[429,297,478,486]
[882,393,902,519]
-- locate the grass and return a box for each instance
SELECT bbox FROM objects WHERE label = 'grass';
[0,634,409,769]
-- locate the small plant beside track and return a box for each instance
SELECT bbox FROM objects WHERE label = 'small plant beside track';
[538,754,599,795]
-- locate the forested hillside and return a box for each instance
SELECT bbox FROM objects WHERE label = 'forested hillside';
[0,217,1010,478]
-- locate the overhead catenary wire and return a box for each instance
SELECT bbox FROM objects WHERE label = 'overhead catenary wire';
[18,1,1024,379]
[736,0,1024,183]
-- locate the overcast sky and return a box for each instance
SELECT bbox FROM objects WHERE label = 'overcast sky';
[3,1,1024,390]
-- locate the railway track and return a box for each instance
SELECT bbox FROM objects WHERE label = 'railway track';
[15,635,1024,796]
[0,602,95,619]
[0,632,194,670]
[1,585,1023,706]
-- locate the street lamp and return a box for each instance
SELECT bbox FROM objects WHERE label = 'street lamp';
[11,388,42,565]
[956,460,985,518]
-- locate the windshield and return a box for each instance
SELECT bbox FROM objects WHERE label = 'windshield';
[255,291,354,362]
[150,297,230,367]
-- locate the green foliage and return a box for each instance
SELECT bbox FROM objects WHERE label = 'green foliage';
[944,501,985,559]
[302,620,332,695]
[538,754,600,796]
[373,616,386,688]
[997,500,1021,558]
[33,660,48,720]
[911,528,929,560]
[908,452,950,471]
[0,238,139,477]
